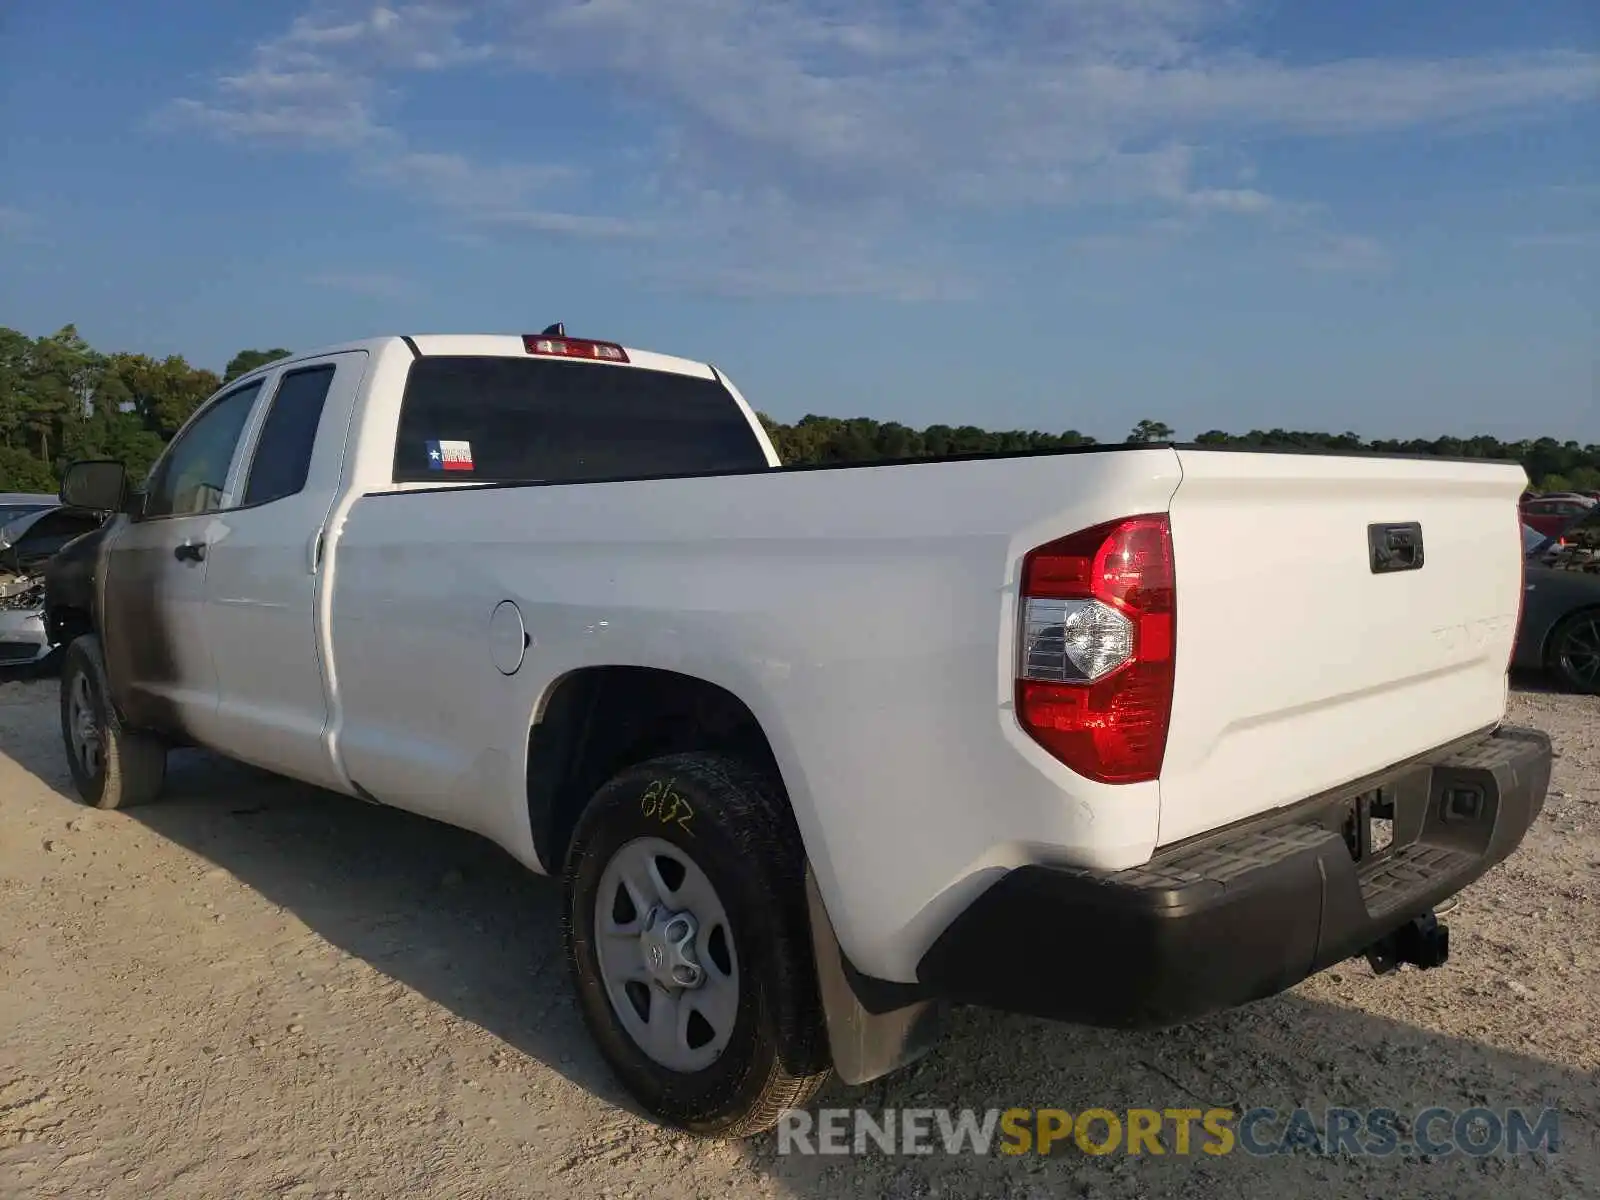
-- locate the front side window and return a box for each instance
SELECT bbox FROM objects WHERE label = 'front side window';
[391,356,769,485]
[143,382,264,519]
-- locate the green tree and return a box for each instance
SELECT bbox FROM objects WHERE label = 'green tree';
[0,327,30,450]
[1566,465,1600,492]
[19,325,99,464]
[110,353,221,436]
[224,347,291,383]
[0,445,57,492]
[1126,418,1175,443]
[1,321,1598,495]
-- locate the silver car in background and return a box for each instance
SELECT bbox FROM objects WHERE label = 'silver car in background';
[0,499,106,669]
[0,492,58,527]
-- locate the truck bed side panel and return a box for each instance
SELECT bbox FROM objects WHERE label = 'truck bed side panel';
[326,449,1182,982]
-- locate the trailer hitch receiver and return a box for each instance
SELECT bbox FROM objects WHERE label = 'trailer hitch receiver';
[1365,911,1450,975]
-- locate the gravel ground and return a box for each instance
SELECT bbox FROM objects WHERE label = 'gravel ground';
[0,675,1596,1200]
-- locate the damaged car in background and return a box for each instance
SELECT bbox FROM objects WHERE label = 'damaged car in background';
[0,492,60,527]
[0,504,108,669]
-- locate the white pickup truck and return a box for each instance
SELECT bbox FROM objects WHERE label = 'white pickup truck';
[48,330,1552,1137]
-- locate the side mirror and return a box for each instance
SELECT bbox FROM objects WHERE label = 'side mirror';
[59,460,128,513]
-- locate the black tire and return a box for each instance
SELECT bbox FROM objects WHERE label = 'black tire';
[563,751,832,1137]
[1549,609,1600,695]
[59,634,167,809]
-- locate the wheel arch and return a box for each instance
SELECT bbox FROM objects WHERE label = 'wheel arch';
[526,665,787,876]
[527,664,945,1090]
[44,601,95,649]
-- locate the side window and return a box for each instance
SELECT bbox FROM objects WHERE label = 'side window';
[143,382,264,519]
[242,365,336,507]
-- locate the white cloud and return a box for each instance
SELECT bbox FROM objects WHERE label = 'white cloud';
[162,90,379,147]
[1510,231,1600,250]
[1184,188,1279,215]
[636,188,975,298]
[1299,233,1391,276]
[0,205,47,246]
[159,0,1600,295]
[360,150,653,236]
[308,270,420,299]
[483,209,656,238]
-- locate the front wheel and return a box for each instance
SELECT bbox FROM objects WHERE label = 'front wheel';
[59,634,167,809]
[1550,610,1600,695]
[563,752,832,1137]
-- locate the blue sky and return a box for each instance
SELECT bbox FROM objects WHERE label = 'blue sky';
[1,1,1596,442]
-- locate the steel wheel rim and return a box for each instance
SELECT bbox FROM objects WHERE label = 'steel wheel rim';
[1558,617,1600,687]
[593,836,740,1073]
[69,672,103,779]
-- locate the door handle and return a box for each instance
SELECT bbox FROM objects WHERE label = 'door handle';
[174,542,207,564]
[1367,522,1424,574]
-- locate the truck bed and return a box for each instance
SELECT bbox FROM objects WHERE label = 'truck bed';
[324,442,1524,981]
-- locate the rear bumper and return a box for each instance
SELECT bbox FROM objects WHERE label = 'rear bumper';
[0,607,52,665]
[915,724,1552,1029]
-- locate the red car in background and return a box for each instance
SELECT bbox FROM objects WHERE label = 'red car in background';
[1521,493,1597,538]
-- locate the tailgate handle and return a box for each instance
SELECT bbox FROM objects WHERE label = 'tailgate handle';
[1368,522,1424,574]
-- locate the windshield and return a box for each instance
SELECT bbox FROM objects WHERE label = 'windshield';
[1521,523,1549,553]
[0,503,53,529]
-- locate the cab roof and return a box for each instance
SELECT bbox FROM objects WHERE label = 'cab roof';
[230,334,717,384]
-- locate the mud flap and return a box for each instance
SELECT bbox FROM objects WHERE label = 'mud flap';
[804,866,945,1086]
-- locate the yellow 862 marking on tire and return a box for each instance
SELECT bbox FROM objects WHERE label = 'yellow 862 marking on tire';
[640,779,694,834]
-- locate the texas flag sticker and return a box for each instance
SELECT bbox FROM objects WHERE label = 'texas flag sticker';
[426,439,475,471]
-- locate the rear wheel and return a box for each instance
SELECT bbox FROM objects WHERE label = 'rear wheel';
[563,751,831,1137]
[1550,610,1600,695]
[59,634,167,809]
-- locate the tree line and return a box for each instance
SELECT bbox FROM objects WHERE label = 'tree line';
[0,325,289,493]
[2,324,1596,495]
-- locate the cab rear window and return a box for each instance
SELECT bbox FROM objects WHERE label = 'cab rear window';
[392,356,769,484]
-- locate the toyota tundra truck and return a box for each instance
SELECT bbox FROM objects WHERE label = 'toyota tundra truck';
[46,330,1552,1138]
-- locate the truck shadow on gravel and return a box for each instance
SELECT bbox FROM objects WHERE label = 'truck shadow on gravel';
[1,711,1596,1197]
[142,749,631,1104]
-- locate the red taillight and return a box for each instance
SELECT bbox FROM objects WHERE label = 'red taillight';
[522,334,630,363]
[1015,515,1176,784]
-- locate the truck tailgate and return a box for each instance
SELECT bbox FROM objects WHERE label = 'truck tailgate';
[1157,449,1526,845]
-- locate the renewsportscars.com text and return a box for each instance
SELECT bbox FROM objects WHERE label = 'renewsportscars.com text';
[776,1106,1561,1158]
